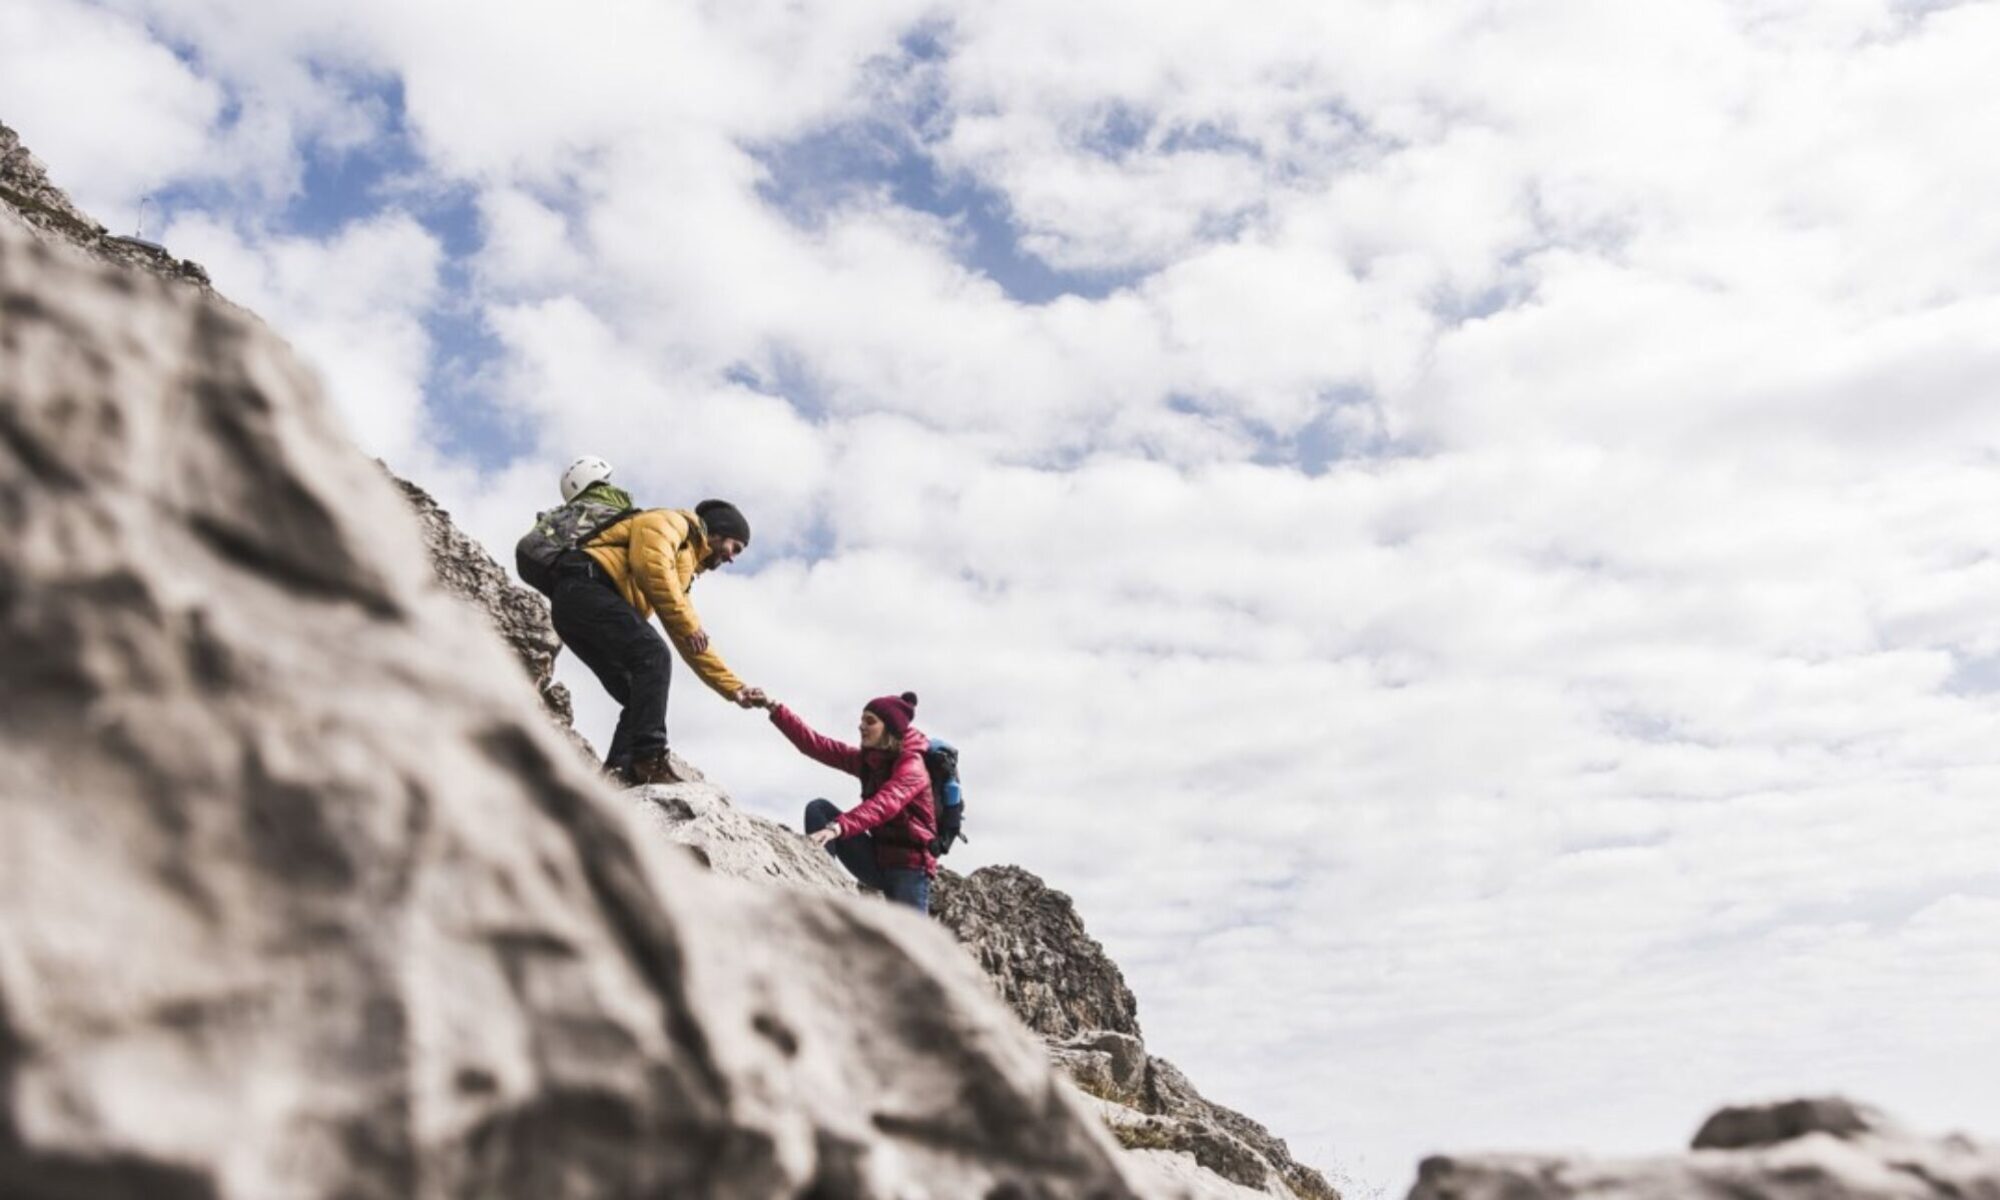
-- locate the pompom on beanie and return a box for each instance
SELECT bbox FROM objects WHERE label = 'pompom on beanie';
[864,691,918,738]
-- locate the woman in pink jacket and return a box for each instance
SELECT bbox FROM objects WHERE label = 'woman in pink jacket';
[758,690,938,913]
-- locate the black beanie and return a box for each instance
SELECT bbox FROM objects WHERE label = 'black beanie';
[696,499,750,546]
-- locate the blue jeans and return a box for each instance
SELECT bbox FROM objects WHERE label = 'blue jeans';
[804,799,931,914]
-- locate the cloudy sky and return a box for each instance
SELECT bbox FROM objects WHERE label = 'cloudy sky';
[9,0,2000,1188]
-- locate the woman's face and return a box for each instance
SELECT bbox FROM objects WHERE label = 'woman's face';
[859,710,889,747]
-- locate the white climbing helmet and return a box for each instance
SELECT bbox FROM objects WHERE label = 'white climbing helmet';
[560,455,613,502]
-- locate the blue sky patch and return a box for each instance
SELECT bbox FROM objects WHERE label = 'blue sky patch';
[1167,387,1392,474]
[753,119,1143,305]
[1079,104,1154,162]
[277,78,524,468]
[1945,651,2000,696]
[750,34,1144,306]
[1284,393,1392,473]
[724,351,833,423]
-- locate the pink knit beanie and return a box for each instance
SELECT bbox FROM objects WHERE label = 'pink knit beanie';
[864,691,918,737]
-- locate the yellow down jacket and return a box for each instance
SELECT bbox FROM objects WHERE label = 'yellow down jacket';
[581,508,745,698]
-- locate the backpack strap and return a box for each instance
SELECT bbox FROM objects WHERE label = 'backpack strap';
[574,506,639,550]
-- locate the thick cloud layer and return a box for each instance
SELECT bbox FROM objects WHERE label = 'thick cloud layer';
[9,0,2000,1187]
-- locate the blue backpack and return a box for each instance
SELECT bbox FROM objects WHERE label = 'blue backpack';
[924,739,966,855]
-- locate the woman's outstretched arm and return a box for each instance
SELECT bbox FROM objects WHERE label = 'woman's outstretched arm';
[768,703,863,777]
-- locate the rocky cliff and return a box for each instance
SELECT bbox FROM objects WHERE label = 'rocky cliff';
[0,126,1143,1199]
[0,122,210,289]
[1410,1097,2000,1200]
[395,475,577,732]
[932,866,1141,1041]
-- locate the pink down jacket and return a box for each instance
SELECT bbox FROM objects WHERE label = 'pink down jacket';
[770,704,938,876]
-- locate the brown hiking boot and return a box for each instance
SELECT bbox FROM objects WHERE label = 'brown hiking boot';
[628,752,687,786]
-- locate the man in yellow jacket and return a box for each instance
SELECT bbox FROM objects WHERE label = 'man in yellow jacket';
[549,480,759,785]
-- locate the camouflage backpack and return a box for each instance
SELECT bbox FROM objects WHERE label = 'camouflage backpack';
[514,490,637,596]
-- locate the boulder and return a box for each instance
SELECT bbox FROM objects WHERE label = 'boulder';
[1124,1148,1295,1200]
[1408,1101,1999,1200]
[1692,1096,1899,1151]
[1140,1056,1341,1200]
[1098,1104,1280,1195]
[1052,1031,1150,1106]
[933,865,1142,1040]
[628,782,858,896]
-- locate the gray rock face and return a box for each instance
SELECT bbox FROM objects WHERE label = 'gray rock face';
[628,782,859,895]
[635,797,1340,1198]
[1133,1057,1341,1200]
[0,196,1145,1198]
[1,121,210,288]
[934,865,1143,1040]
[936,868,1341,1200]
[1693,1096,1899,1151]
[1121,1144,1291,1200]
[393,473,576,731]
[1052,1031,1150,1108]
[1408,1100,1999,1200]
[2,121,583,748]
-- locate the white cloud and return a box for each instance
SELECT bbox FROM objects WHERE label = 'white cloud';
[12,0,2000,1192]
[0,0,222,226]
[474,187,587,295]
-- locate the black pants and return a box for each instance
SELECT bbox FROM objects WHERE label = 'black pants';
[548,553,670,773]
